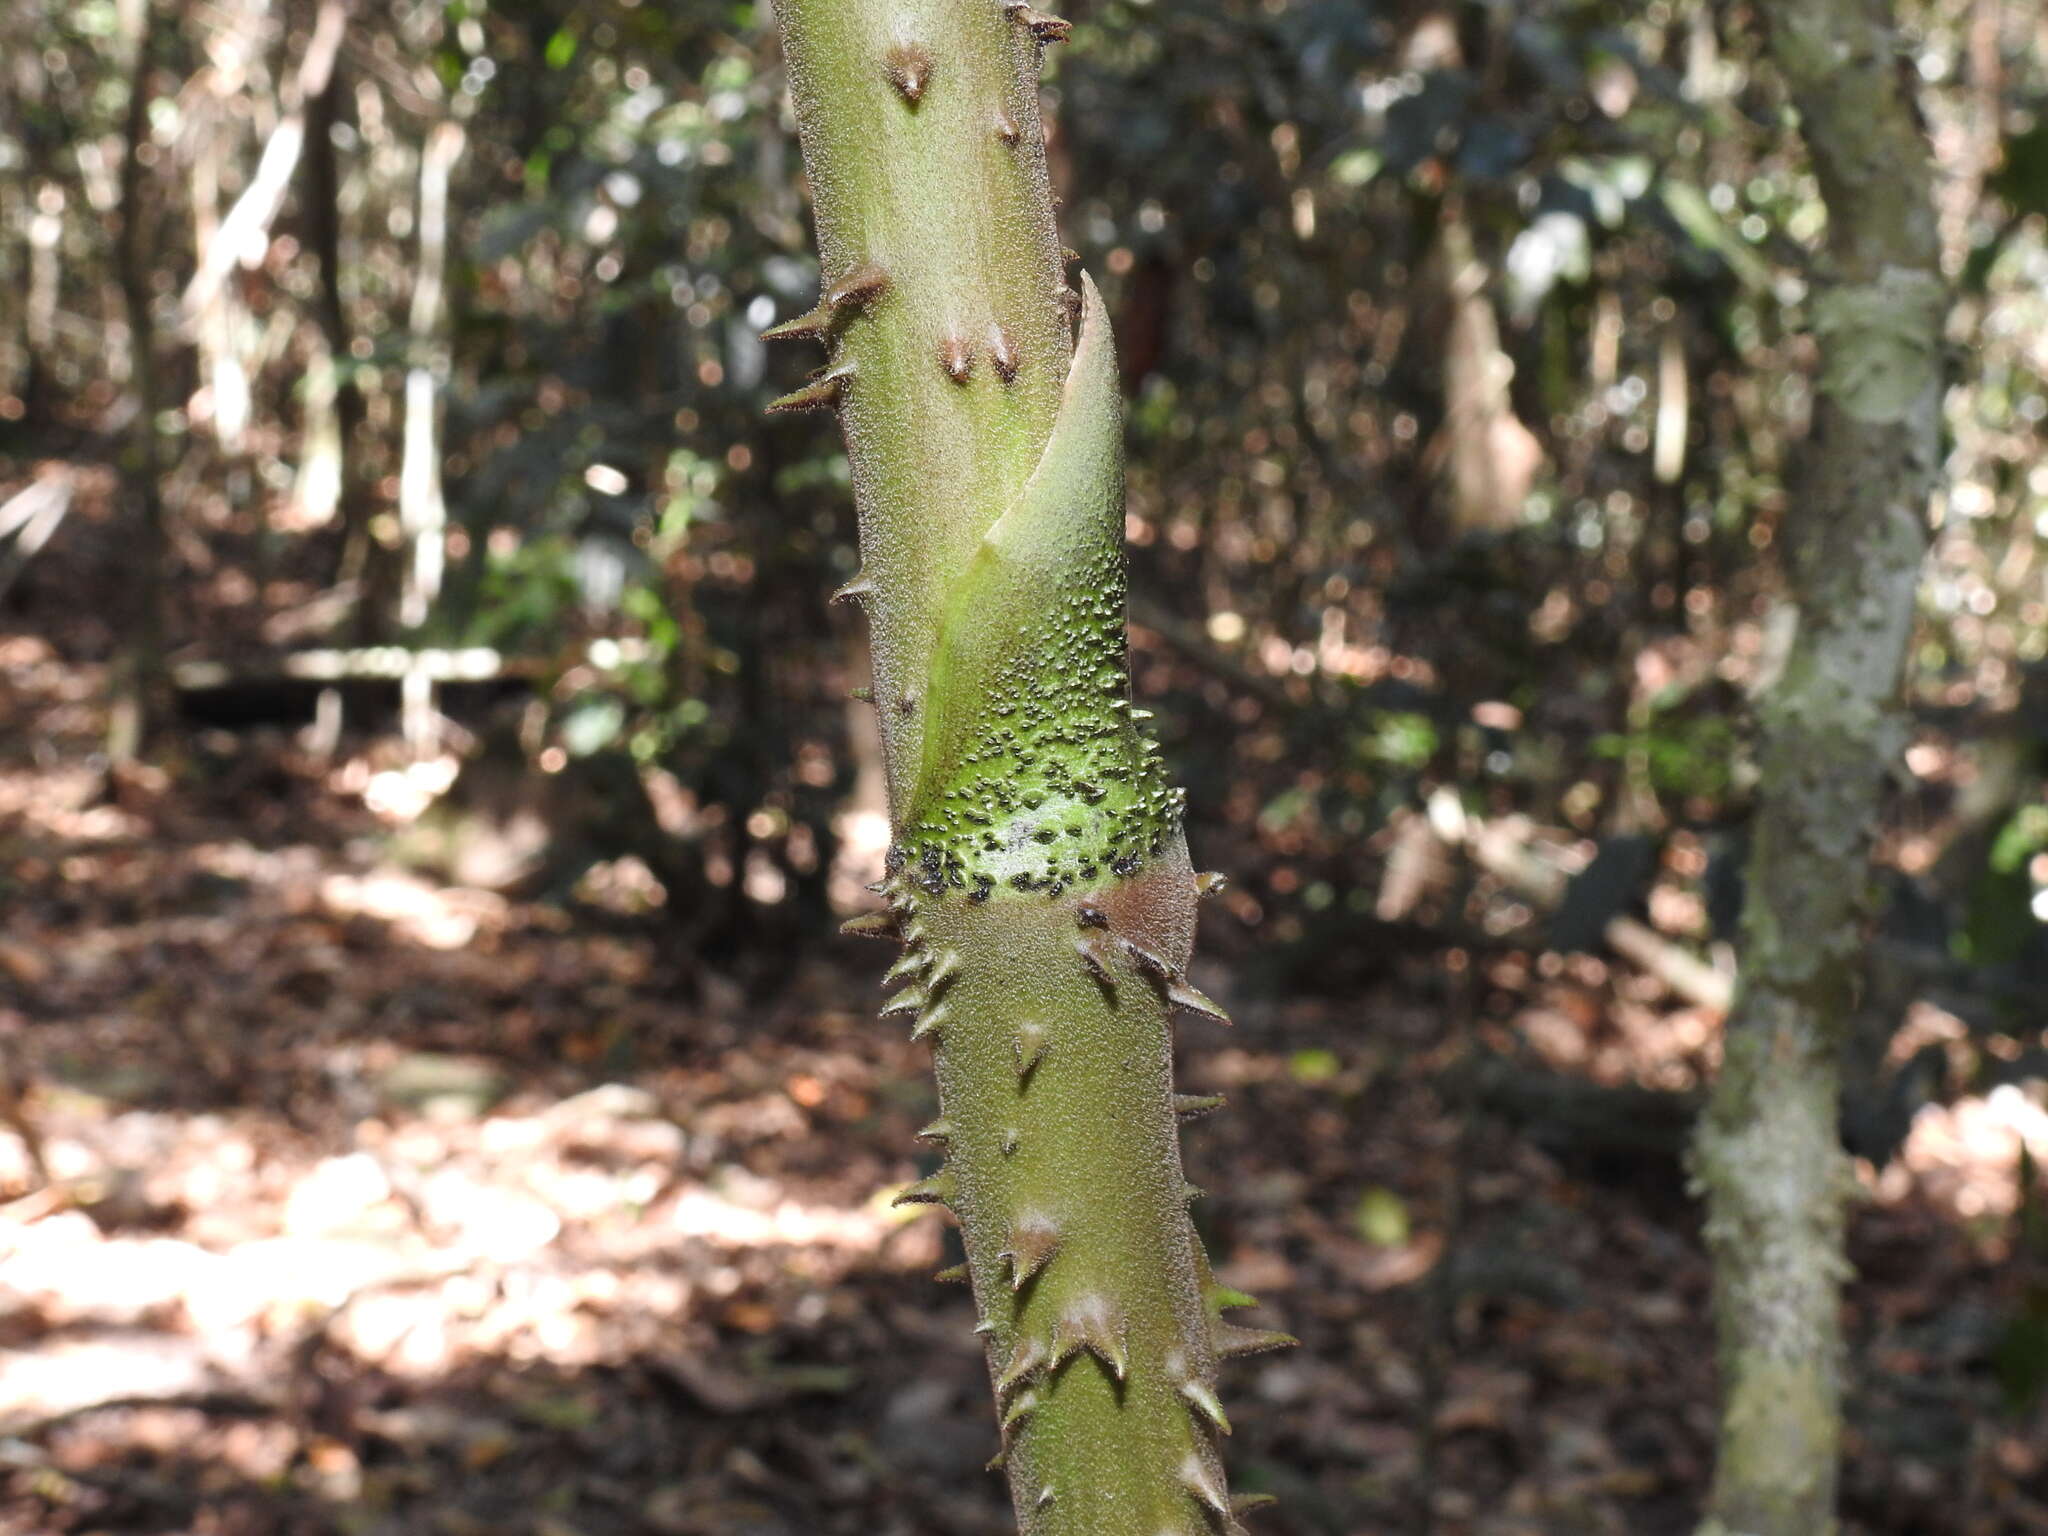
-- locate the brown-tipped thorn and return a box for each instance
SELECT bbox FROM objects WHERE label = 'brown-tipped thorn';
[1180,1378,1231,1434]
[988,323,1019,383]
[839,910,897,940]
[760,303,832,343]
[884,41,931,102]
[1051,1295,1127,1380]
[1167,978,1232,1025]
[996,1335,1048,1397]
[825,261,890,310]
[1015,1021,1050,1075]
[1007,3,1073,43]
[1180,1454,1229,1517]
[1074,934,1115,984]
[766,365,852,414]
[940,331,975,383]
[1002,1217,1059,1289]
[1213,1322,1298,1361]
[891,1169,957,1208]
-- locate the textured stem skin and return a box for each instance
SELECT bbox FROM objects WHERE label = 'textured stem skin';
[771,2,1276,1531]
[1690,1,1943,1532]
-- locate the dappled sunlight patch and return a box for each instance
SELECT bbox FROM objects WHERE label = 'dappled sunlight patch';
[317,868,506,950]
[0,1055,920,1432]
[669,1183,897,1251]
[358,754,462,825]
[1883,1082,2048,1219]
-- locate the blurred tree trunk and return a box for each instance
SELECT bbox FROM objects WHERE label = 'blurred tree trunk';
[1690,1,1945,1532]
[107,0,168,763]
[294,0,372,599]
[398,120,464,755]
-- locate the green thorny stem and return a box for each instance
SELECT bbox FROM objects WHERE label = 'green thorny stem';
[1689,0,1943,1533]
[768,1,1288,1530]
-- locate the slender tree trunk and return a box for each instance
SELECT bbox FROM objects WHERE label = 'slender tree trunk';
[769,3,1280,1530]
[1690,1,1944,1531]
[398,120,464,755]
[297,1,373,599]
[108,0,167,764]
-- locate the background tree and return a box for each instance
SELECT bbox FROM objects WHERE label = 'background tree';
[1690,1,1946,1530]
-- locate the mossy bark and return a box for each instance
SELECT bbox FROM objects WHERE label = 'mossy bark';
[769,2,1276,1530]
[1689,1,1943,1531]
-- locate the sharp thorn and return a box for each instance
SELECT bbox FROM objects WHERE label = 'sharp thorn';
[1180,1454,1229,1516]
[1180,1378,1232,1435]
[766,365,851,414]
[916,1118,954,1145]
[994,109,1022,146]
[1232,1492,1279,1516]
[831,570,875,603]
[1007,3,1073,43]
[988,323,1019,383]
[883,948,932,987]
[1206,1284,1260,1313]
[884,41,932,102]
[1000,1387,1038,1435]
[891,1169,957,1208]
[925,948,961,993]
[1074,934,1115,984]
[849,685,875,703]
[1213,1323,1298,1361]
[1119,937,1177,979]
[839,910,897,940]
[1175,1092,1227,1121]
[1002,1216,1059,1289]
[878,985,927,1019]
[1037,1485,1055,1510]
[1196,871,1229,899]
[1168,978,1232,1025]
[933,1262,970,1284]
[1051,1295,1127,1381]
[825,261,890,309]
[996,1336,1048,1397]
[909,1001,950,1042]
[939,331,975,383]
[760,302,833,342]
[1014,1021,1050,1076]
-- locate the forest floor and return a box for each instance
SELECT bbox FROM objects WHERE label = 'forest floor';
[2,632,2046,1536]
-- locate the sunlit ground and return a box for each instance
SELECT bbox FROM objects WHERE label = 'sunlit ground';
[3,637,2045,1534]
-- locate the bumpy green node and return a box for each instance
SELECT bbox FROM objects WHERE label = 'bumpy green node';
[901,277,1185,900]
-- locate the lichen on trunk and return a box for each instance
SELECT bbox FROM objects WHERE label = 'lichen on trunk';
[1689,0,1945,1531]
[767,1,1282,1529]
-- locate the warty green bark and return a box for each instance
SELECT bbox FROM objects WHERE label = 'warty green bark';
[767,2,1285,1530]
